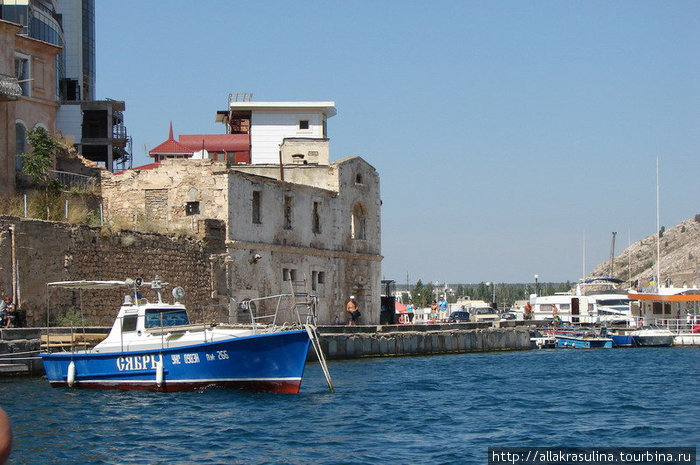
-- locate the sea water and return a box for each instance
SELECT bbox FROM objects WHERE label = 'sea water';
[1,348,698,464]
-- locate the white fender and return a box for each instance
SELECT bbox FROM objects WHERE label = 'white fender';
[155,359,164,387]
[67,361,76,387]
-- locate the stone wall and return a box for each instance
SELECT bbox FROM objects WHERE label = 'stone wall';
[0,216,226,326]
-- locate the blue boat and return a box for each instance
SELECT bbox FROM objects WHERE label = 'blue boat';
[553,329,613,348]
[599,328,636,347]
[40,278,323,393]
[609,334,635,347]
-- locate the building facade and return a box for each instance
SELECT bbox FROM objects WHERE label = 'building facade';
[215,96,336,164]
[101,153,382,325]
[0,17,61,196]
[1,0,131,177]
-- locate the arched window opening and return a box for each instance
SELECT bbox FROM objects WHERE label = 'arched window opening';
[15,122,27,171]
[351,203,367,240]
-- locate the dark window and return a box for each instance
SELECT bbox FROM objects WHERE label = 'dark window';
[121,315,138,332]
[283,195,293,229]
[283,268,297,282]
[312,201,321,233]
[185,201,200,216]
[299,120,309,130]
[252,191,261,224]
[312,271,326,292]
[145,309,189,328]
[15,123,26,171]
[355,173,363,184]
[14,56,29,96]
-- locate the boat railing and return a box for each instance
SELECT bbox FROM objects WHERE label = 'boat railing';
[41,327,106,353]
[646,318,700,335]
[240,293,317,334]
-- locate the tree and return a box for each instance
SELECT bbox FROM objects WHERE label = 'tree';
[20,127,61,219]
[413,280,426,307]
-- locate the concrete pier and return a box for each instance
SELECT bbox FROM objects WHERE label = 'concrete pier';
[0,328,43,374]
[315,324,531,359]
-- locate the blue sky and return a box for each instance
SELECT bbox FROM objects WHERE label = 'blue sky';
[95,1,700,284]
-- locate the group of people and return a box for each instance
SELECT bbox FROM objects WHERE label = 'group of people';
[0,297,16,328]
[428,296,449,323]
[346,295,452,325]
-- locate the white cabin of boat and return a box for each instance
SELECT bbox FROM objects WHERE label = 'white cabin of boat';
[46,278,255,354]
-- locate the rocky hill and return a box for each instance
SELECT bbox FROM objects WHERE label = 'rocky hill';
[589,215,700,287]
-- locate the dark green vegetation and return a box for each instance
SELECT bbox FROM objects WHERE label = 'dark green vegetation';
[404,280,572,309]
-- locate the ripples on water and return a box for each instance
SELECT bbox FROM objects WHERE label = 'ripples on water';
[1,348,698,464]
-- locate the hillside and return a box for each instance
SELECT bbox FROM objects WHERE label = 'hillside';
[589,215,700,287]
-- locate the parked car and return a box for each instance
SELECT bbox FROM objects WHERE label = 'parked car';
[448,311,470,323]
[470,307,500,323]
[500,311,516,321]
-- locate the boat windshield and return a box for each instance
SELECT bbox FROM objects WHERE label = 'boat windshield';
[596,298,631,307]
[145,308,189,328]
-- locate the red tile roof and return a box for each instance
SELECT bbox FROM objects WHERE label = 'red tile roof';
[149,122,193,157]
[114,161,161,174]
[179,134,249,152]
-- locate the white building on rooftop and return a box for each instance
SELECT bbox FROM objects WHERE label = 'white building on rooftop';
[215,95,336,164]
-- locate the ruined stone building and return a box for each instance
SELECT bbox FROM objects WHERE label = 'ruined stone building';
[102,100,382,325]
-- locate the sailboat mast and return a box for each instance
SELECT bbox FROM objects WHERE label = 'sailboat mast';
[609,232,617,278]
[656,157,661,287]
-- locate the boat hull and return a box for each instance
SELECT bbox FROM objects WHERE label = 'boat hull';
[632,335,674,347]
[41,330,311,393]
[555,336,613,348]
[610,335,635,347]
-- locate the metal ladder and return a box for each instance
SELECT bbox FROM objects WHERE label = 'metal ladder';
[289,277,334,393]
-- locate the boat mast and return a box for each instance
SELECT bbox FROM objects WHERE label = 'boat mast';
[582,231,586,279]
[656,157,661,288]
[609,231,617,278]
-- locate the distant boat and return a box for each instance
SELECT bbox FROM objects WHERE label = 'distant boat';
[552,329,613,349]
[40,278,328,393]
[628,326,675,347]
[529,277,634,325]
[628,286,700,346]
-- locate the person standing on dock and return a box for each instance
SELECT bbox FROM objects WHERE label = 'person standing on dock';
[0,297,6,327]
[552,305,561,329]
[430,300,438,323]
[2,299,13,328]
[438,296,448,322]
[346,297,361,326]
[406,299,415,323]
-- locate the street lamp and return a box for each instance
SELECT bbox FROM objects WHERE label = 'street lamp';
[486,282,496,308]
[534,274,539,296]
